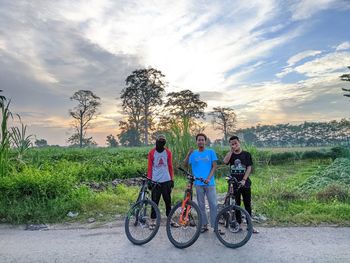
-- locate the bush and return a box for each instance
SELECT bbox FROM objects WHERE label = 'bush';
[0,166,77,199]
[270,152,298,164]
[301,158,350,193]
[316,184,350,203]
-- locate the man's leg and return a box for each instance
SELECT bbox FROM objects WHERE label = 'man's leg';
[161,181,172,217]
[241,187,258,233]
[151,185,162,219]
[234,188,243,224]
[241,187,252,216]
[206,186,218,228]
[195,186,208,227]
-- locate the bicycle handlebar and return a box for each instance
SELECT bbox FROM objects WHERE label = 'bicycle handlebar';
[177,167,208,185]
[137,172,160,186]
[225,175,244,188]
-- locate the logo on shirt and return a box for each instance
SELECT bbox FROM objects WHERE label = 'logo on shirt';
[231,159,246,175]
[156,157,166,167]
[195,155,210,162]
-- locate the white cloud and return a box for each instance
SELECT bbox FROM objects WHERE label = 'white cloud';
[294,51,350,77]
[290,0,349,21]
[277,48,350,78]
[336,41,350,51]
[287,50,322,66]
[1,0,349,144]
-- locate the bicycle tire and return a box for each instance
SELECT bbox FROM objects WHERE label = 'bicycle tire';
[125,199,161,245]
[166,200,202,249]
[214,204,253,248]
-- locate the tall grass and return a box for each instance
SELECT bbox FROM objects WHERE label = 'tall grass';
[11,115,33,161]
[166,117,195,167]
[0,100,12,176]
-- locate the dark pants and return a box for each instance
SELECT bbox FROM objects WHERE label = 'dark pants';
[151,181,172,219]
[234,187,252,224]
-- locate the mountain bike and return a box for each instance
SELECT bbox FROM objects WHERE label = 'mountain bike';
[124,173,161,245]
[214,173,253,248]
[166,167,206,249]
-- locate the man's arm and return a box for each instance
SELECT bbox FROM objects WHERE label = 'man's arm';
[241,166,252,185]
[183,148,193,167]
[223,151,233,164]
[204,161,217,184]
[167,149,174,180]
[147,150,154,179]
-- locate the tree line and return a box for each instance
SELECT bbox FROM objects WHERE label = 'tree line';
[236,119,350,147]
[2,65,349,148]
[67,68,237,147]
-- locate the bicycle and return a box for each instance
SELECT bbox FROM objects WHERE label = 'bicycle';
[214,172,253,248]
[166,167,206,249]
[124,173,161,245]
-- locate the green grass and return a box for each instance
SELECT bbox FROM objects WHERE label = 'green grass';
[1,146,349,225]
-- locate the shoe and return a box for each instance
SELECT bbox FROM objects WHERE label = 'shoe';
[216,229,225,235]
[149,219,156,230]
[253,228,259,234]
[200,225,209,233]
[170,220,180,228]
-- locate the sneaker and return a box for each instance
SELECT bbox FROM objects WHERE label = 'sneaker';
[200,225,209,233]
[149,219,156,230]
[253,228,259,234]
[215,229,225,235]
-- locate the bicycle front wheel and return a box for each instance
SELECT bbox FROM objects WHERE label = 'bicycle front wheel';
[166,200,202,249]
[214,204,253,248]
[125,199,161,245]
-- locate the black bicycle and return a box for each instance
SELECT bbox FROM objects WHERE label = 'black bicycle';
[214,174,253,248]
[124,173,161,245]
[166,167,206,249]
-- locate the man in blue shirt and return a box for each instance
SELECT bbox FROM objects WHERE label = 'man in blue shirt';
[184,133,218,233]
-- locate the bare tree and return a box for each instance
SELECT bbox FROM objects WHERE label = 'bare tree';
[69,90,101,147]
[340,66,350,97]
[209,107,237,144]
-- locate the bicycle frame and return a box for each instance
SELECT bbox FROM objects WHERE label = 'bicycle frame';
[179,179,195,225]
[223,176,240,206]
[177,167,205,225]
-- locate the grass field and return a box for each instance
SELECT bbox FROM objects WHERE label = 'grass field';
[0,146,349,225]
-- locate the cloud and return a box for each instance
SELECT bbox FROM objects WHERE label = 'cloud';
[336,41,350,51]
[287,50,322,66]
[1,0,349,144]
[290,0,349,21]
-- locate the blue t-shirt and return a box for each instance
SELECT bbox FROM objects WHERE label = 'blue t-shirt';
[189,149,218,186]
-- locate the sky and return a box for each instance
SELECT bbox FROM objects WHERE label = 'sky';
[1,0,350,146]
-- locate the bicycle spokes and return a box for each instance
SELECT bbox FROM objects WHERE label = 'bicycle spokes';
[215,205,253,248]
[125,200,160,245]
[167,200,201,248]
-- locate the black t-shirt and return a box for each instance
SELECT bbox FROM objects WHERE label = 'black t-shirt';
[228,151,253,188]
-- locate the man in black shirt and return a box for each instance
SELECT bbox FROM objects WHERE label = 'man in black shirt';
[223,135,259,234]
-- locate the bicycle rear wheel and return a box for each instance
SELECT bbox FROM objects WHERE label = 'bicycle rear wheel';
[125,199,160,245]
[166,200,202,249]
[214,204,253,248]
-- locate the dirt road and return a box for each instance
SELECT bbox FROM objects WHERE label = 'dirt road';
[1,222,349,263]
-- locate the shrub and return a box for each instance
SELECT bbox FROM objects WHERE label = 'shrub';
[316,184,350,202]
[301,158,350,193]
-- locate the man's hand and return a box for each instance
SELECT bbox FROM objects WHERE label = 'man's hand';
[204,179,210,185]
[187,147,194,156]
[239,179,246,187]
[147,181,153,190]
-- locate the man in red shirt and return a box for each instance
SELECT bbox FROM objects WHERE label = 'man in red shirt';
[147,134,174,229]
